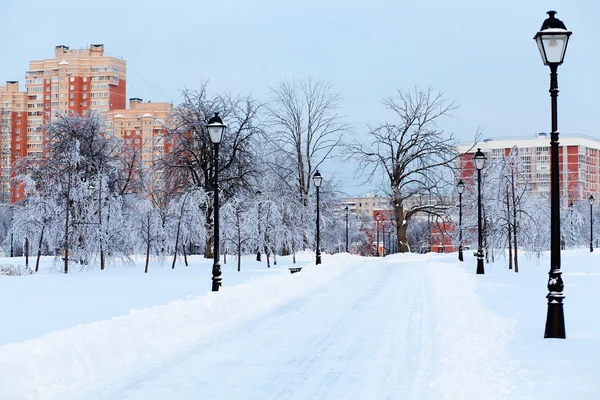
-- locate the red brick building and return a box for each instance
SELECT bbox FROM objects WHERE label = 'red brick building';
[458,133,600,205]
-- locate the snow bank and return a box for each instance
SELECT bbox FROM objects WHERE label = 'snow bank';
[0,256,351,400]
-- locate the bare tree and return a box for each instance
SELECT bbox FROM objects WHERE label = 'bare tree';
[265,77,350,247]
[351,86,477,252]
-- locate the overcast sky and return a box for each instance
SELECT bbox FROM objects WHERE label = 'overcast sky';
[1,0,597,196]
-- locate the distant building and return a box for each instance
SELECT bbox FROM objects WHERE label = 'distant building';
[458,133,600,204]
[340,193,392,217]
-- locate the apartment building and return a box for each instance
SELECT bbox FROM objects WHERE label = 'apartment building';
[24,44,126,158]
[458,133,600,204]
[340,193,392,217]
[104,98,172,169]
[0,45,177,202]
[0,81,28,201]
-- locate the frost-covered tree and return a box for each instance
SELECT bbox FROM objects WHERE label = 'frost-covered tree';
[15,111,125,272]
[265,77,350,248]
[351,86,478,252]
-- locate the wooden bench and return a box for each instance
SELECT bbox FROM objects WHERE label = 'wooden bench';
[289,267,302,274]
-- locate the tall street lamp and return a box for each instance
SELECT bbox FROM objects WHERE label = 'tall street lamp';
[382,221,386,257]
[345,205,349,253]
[473,148,486,274]
[313,170,322,265]
[376,213,381,257]
[207,112,226,292]
[457,179,465,262]
[535,10,571,339]
[590,195,594,252]
[256,190,262,262]
[388,227,392,256]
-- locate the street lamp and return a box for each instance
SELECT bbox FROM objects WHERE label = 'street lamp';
[313,170,322,265]
[590,195,594,252]
[375,213,381,257]
[473,148,486,274]
[535,10,571,339]
[256,190,262,262]
[345,205,349,253]
[569,201,574,247]
[457,179,465,262]
[207,112,226,292]
[382,221,386,257]
[388,227,392,256]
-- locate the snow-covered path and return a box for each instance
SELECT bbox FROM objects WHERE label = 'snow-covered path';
[72,256,514,400]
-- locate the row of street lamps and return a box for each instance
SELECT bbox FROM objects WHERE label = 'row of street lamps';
[210,11,574,341]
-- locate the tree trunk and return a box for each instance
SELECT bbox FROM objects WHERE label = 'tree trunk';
[394,198,409,253]
[511,174,519,273]
[507,188,513,270]
[25,236,29,268]
[35,227,44,273]
[99,175,105,271]
[236,206,242,272]
[145,214,150,274]
[204,203,214,258]
[183,242,188,267]
[172,208,183,269]
[64,173,71,274]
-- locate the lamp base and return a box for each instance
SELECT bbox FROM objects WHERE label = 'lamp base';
[544,302,566,339]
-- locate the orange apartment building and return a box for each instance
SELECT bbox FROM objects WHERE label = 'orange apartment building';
[104,98,173,170]
[0,81,28,202]
[0,45,173,202]
[458,133,600,205]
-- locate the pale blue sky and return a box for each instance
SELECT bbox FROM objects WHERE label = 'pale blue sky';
[1,0,598,195]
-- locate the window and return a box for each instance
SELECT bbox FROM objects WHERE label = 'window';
[83,94,87,99]
[70,85,74,90]
[83,85,87,90]
[70,101,74,107]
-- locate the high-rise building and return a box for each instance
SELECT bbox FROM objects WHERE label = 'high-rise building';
[24,44,126,158]
[0,81,28,202]
[104,98,173,170]
[0,45,180,202]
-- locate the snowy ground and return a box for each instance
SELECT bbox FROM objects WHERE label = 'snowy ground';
[0,250,599,399]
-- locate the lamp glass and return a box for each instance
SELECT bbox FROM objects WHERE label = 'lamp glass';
[457,179,465,194]
[207,113,226,144]
[590,195,595,205]
[313,171,322,187]
[539,33,570,64]
[473,149,486,170]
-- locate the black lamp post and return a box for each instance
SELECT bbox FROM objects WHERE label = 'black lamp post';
[345,205,349,253]
[207,112,226,292]
[590,195,594,252]
[473,148,486,274]
[375,213,381,257]
[569,201,574,247]
[535,10,571,339]
[388,227,392,256]
[313,170,322,265]
[382,221,386,257]
[457,179,465,262]
[256,190,262,262]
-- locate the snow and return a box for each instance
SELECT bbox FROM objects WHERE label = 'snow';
[1,250,599,399]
